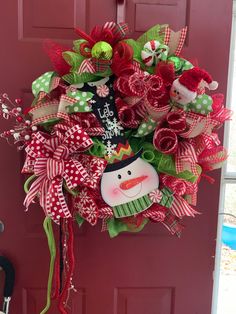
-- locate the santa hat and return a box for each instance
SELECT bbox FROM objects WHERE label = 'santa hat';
[178,67,218,92]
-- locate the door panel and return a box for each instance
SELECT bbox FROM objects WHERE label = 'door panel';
[0,1,232,314]
[126,0,188,37]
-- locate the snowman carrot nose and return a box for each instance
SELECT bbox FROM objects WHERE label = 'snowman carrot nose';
[119,175,148,190]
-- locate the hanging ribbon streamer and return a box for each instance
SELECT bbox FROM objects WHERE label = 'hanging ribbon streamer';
[58,218,75,314]
[40,217,56,314]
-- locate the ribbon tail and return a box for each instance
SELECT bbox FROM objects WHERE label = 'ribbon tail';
[23,174,47,210]
[46,177,72,223]
[161,210,184,238]
[170,195,199,218]
[40,217,56,314]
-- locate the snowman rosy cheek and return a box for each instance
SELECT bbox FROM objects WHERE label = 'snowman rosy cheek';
[107,186,121,197]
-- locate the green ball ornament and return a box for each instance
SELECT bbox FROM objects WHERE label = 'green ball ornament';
[91,41,113,60]
[168,56,183,72]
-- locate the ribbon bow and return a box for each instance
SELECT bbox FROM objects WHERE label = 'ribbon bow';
[24,125,93,223]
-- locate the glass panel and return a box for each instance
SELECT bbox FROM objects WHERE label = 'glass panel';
[217,183,236,314]
[226,9,236,173]
[223,183,236,218]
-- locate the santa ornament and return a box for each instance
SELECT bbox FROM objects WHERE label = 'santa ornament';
[170,67,218,106]
[0,21,232,314]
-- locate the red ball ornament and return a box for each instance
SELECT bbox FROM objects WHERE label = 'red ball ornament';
[16,116,23,122]
[15,98,22,105]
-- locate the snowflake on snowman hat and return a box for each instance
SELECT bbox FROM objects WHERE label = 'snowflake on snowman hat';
[170,67,218,113]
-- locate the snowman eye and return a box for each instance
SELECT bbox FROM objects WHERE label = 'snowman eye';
[127,170,132,175]
[117,174,122,179]
[177,91,180,95]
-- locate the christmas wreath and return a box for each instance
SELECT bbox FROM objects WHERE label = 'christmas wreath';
[0,22,231,313]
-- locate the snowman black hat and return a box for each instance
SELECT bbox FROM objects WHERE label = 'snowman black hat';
[104,141,142,172]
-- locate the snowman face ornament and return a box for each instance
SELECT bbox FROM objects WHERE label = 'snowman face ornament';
[170,79,197,105]
[101,157,159,207]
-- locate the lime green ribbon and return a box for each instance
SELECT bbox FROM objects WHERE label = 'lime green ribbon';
[40,217,56,314]
[24,175,36,193]
[188,94,213,115]
[75,213,85,227]
[159,187,174,208]
[32,72,57,98]
[63,50,85,70]
[107,217,148,238]
[89,138,106,157]
[135,116,157,137]
[66,90,94,113]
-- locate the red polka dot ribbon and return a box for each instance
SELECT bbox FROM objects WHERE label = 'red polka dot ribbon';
[23,125,95,223]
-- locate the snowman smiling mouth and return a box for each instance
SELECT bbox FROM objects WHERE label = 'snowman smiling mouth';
[115,175,148,198]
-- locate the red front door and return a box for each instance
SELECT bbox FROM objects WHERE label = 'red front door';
[0,1,232,313]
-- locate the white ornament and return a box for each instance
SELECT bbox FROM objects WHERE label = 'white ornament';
[141,40,161,66]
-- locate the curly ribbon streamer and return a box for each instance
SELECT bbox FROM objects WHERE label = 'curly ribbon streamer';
[153,128,178,154]
[57,219,75,314]
[40,217,56,314]
[118,104,141,129]
[141,142,162,164]
[166,110,186,133]
[115,73,170,123]
[23,125,94,223]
